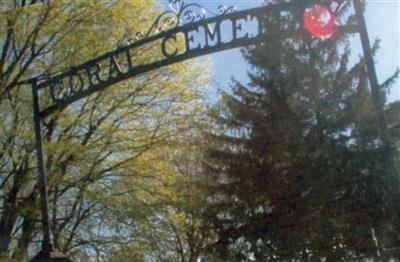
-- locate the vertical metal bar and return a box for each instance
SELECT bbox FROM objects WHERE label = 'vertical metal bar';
[353,1,398,260]
[353,0,398,181]
[31,80,53,255]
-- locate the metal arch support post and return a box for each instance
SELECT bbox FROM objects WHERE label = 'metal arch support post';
[32,80,53,254]
[31,81,71,262]
[353,1,399,260]
[353,1,398,180]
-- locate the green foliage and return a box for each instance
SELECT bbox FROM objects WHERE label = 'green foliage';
[0,0,210,260]
[205,0,400,260]
[96,105,217,262]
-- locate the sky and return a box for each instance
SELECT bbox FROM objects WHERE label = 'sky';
[364,0,400,102]
[160,0,399,103]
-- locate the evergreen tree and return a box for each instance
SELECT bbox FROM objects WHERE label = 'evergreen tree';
[205,1,399,260]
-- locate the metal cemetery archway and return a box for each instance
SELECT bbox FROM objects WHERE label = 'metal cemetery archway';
[29,0,395,260]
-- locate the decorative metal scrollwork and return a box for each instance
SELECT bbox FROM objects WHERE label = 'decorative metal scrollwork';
[133,0,238,41]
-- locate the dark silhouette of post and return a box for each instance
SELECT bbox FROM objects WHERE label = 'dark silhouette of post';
[353,0,398,181]
[353,0,399,260]
[31,80,71,262]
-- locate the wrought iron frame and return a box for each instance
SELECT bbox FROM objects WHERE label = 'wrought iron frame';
[28,0,396,261]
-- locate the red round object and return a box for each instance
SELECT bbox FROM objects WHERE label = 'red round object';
[303,4,337,39]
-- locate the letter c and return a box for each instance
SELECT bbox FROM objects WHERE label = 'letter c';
[161,34,178,58]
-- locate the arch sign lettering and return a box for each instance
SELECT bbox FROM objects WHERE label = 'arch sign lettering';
[34,1,310,117]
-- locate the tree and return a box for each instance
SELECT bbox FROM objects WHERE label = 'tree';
[205,0,399,260]
[98,84,219,262]
[0,0,209,260]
